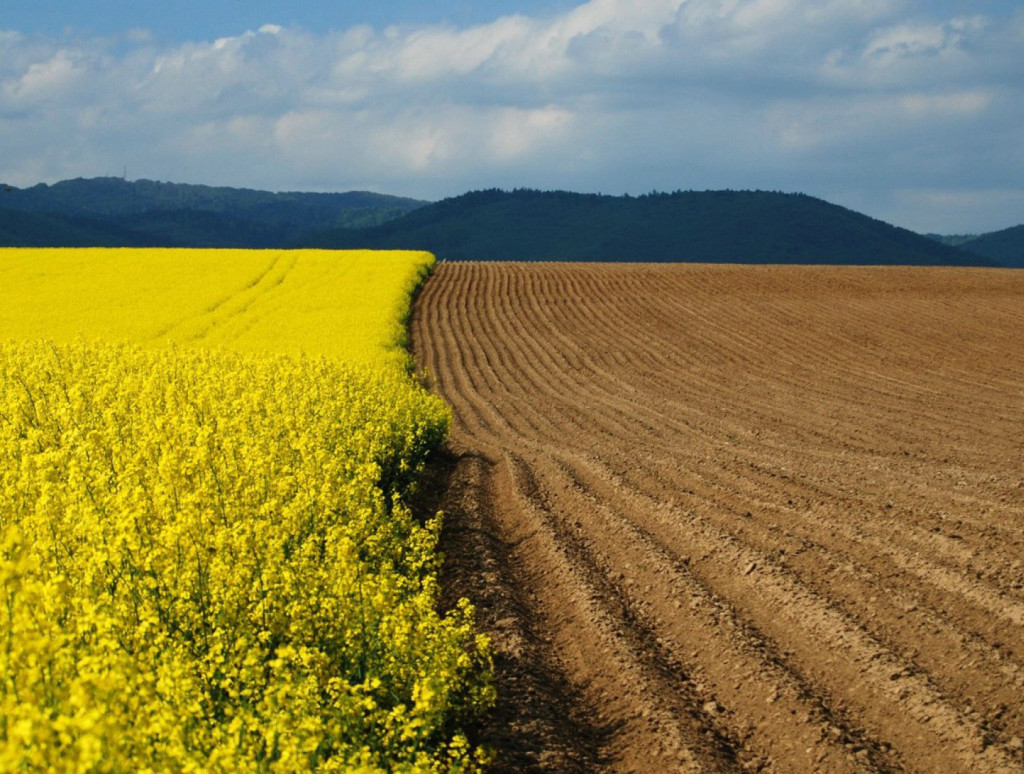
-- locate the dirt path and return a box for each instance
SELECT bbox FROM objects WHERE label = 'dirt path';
[410,262,1024,773]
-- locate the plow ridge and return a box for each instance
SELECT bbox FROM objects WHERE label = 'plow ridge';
[411,262,1024,773]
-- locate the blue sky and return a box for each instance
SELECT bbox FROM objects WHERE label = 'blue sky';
[3,1,582,41]
[2,0,1023,233]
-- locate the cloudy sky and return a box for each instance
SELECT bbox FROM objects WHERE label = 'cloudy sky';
[2,0,1022,233]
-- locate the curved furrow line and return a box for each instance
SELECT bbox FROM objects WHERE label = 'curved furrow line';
[469,270,666,450]
[502,315,682,448]
[422,270,759,769]
[475,268,650,452]
[413,262,1024,773]
[451,263,560,441]
[423,268,1024,477]
[459,264,522,403]
[512,274,1024,577]
[537,269,723,392]
[468,367,1021,628]
[612,444,1024,672]
[442,267,1024,633]
[522,270,612,378]
[542,279,993,468]
[559,450,1021,773]
[414,266,509,442]
[458,266,601,445]
[500,450,743,772]
[497,272,760,449]
[626,439,1024,615]
[633,274,1018,439]
[609,453,1024,736]
[416,272,623,773]
[532,449,896,773]
[711,457,1024,607]
[413,266,486,424]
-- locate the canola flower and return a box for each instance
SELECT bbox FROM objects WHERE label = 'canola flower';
[0,248,433,368]
[0,249,493,772]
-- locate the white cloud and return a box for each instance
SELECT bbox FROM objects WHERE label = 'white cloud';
[898,90,992,117]
[267,103,575,177]
[862,17,985,63]
[388,16,536,80]
[821,15,992,89]
[3,49,88,104]
[767,88,995,153]
[487,106,575,160]
[0,0,1021,231]
[666,0,897,61]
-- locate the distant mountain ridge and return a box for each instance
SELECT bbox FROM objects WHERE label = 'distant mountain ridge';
[2,178,1020,266]
[308,188,1009,267]
[0,177,427,248]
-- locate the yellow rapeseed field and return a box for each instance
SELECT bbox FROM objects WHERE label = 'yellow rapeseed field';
[0,248,432,367]
[0,249,493,772]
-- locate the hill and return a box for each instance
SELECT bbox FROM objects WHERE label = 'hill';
[925,233,980,249]
[949,225,1024,268]
[3,181,1012,265]
[0,206,157,247]
[0,177,426,247]
[308,189,989,265]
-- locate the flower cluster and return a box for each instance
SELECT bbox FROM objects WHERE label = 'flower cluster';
[0,341,493,772]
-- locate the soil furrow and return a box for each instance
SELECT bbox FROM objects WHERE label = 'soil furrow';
[560,451,1018,772]
[411,262,1024,773]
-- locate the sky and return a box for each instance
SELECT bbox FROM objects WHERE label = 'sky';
[2,1,1022,234]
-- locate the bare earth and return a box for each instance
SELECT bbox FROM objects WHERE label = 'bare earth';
[409,262,1024,773]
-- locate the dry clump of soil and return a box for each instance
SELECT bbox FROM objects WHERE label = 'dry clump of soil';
[410,262,1024,773]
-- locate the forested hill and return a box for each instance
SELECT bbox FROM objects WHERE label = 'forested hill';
[0,177,426,248]
[3,181,1017,266]
[307,189,995,266]
[927,225,1024,268]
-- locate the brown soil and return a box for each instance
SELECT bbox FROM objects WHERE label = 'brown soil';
[409,262,1024,773]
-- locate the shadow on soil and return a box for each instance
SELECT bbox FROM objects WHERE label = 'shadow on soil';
[412,445,616,773]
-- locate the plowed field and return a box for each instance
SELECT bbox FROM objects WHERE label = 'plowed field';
[410,262,1024,773]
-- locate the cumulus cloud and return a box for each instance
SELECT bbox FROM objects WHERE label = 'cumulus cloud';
[0,0,1021,231]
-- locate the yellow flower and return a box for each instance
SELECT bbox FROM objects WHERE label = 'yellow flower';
[0,248,492,773]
